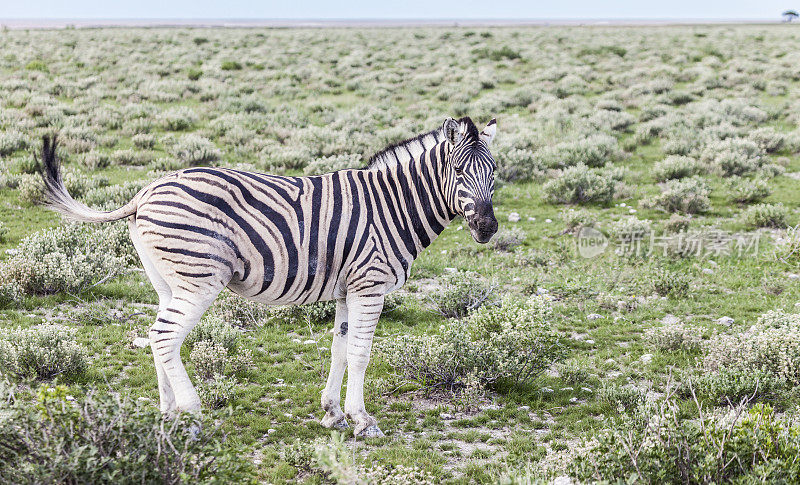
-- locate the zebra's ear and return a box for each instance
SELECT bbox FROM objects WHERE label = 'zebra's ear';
[442,118,463,146]
[480,119,497,146]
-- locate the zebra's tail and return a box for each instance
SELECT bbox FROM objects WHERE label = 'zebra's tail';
[38,134,139,223]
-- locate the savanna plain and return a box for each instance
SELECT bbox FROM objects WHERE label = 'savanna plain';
[1,25,800,484]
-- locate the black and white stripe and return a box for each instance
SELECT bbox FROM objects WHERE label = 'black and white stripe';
[38,116,499,436]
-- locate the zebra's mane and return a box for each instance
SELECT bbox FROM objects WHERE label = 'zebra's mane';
[365,117,479,170]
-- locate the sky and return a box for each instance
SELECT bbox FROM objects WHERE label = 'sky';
[0,0,796,20]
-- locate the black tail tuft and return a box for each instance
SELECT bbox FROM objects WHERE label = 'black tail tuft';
[39,134,62,194]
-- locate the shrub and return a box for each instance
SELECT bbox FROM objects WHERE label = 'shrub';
[775,226,800,263]
[0,221,7,243]
[742,202,788,228]
[643,177,710,214]
[652,268,691,298]
[728,176,770,203]
[185,314,240,352]
[494,148,544,182]
[491,227,526,252]
[748,126,788,153]
[0,130,28,156]
[652,155,701,181]
[189,341,253,380]
[533,134,622,169]
[684,367,784,405]
[0,324,87,380]
[157,106,198,131]
[704,310,800,385]
[303,153,361,175]
[560,208,598,234]
[0,384,255,483]
[597,383,645,412]
[556,359,592,385]
[378,296,565,390]
[427,271,495,319]
[197,373,239,409]
[220,60,243,70]
[570,401,800,483]
[132,133,156,149]
[663,213,691,233]
[267,300,337,326]
[0,223,132,296]
[170,135,221,166]
[701,138,766,177]
[543,164,621,205]
[209,291,271,327]
[644,322,702,352]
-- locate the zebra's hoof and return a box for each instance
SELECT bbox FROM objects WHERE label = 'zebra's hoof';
[357,424,384,438]
[333,418,349,430]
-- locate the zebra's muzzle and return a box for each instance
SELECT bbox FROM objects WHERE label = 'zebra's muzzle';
[467,202,498,244]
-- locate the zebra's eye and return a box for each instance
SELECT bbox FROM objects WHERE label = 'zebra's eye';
[455,166,464,176]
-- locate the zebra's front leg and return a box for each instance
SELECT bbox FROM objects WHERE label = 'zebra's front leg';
[344,293,384,438]
[321,298,349,430]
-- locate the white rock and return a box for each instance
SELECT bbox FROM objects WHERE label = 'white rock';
[291,338,301,343]
[137,397,151,402]
[303,339,316,345]
[444,267,457,273]
[629,209,637,214]
[456,226,463,231]
[702,268,714,275]
[553,476,574,485]
[440,249,447,254]
[788,274,800,280]
[267,428,276,434]
[587,313,603,320]
[717,316,734,326]
[541,387,554,393]
[582,387,593,393]
[440,413,454,420]
[508,212,521,222]
[545,218,553,223]
[585,339,595,345]
[253,459,262,465]
[132,337,150,348]
[536,287,549,295]
[569,397,578,403]
[518,405,530,411]
[528,217,536,222]
[640,354,653,364]
[620,203,627,207]
[561,387,574,391]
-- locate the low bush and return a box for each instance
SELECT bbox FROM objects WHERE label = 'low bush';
[597,383,646,412]
[427,270,496,319]
[0,324,87,380]
[775,225,800,263]
[189,341,253,380]
[556,358,592,385]
[643,177,710,214]
[652,155,702,181]
[157,106,198,131]
[742,202,788,228]
[303,153,361,175]
[209,290,271,327]
[683,367,784,405]
[570,401,800,483]
[0,130,29,156]
[700,137,766,177]
[495,147,546,182]
[185,314,240,352]
[663,213,691,233]
[560,208,598,234]
[378,296,566,390]
[543,164,622,205]
[728,176,770,203]
[533,134,622,169]
[170,134,221,166]
[652,268,691,298]
[491,227,526,252]
[0,223,133,296]
[704,310,800,385]
[644,322,703,352]
[267,300,337,326]
[0,384,255,483]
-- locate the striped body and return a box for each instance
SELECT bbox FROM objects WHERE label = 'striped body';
[38,116,498,437]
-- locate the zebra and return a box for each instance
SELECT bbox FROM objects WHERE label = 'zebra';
[38,116,499,437]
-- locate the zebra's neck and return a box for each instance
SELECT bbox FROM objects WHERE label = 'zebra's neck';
[362,131,456,257]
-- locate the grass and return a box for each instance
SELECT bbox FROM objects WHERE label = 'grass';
[1,24,800,483]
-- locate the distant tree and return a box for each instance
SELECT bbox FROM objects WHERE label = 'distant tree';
[783,10,799,22]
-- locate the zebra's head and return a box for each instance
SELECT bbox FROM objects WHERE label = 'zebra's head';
[442,117,499,244]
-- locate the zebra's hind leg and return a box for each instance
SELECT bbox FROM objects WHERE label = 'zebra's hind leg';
[149,289,220,413]
[128,219,177,412]
[321,298,349,430]
[343,293,385,438]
